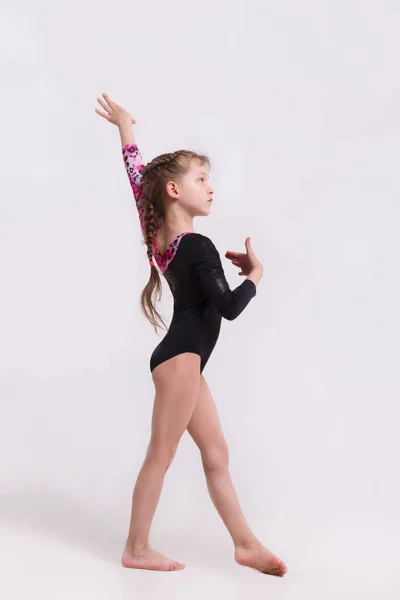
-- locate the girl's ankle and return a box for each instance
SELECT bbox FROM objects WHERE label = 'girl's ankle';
[125,538,150,554]
[234,536,259,550]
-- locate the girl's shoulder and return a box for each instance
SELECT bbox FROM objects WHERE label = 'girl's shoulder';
[184,231,217,246]
[183,232,220,258]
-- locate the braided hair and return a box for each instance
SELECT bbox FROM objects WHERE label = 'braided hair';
[139,149,210,334]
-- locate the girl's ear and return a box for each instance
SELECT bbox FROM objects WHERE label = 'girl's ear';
[165,181,179,199]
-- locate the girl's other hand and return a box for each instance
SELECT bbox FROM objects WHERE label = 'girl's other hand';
[95,93,136,127]
[225,237,263,277]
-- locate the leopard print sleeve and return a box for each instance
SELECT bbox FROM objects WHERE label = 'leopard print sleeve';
[121,143,162,239]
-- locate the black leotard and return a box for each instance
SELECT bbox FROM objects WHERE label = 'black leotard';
[149,232,256,372]
[122,143,257,373]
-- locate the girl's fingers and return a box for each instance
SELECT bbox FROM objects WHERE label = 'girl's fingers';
[102,93,116,109]
[97,97,111,113]
[95,108,110,120]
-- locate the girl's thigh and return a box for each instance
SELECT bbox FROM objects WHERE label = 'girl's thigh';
[149,352,201,453]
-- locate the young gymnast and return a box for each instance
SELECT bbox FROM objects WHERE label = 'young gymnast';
[95,93,287,576]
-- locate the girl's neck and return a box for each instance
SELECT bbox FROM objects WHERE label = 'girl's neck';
[159,218,195,237]
[155,219,195,255]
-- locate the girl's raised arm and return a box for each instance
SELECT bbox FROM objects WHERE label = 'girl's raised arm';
[121,141,147,238]
[121,138,163,241]
[95,93,162,240]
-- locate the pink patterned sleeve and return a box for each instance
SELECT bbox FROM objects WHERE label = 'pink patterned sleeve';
[122,143,162,239]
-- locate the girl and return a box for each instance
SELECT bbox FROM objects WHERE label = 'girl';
[95,93,287,576]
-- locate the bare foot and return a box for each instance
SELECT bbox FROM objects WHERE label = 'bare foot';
[121,546,185,571]
[234,540,287,576]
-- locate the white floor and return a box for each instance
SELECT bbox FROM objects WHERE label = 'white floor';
[1,490,399,600]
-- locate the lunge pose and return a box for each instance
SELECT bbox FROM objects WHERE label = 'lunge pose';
[95,93,287,576]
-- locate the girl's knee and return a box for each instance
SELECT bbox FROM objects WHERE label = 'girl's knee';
[146,438,180,469]
[201,444,229,471]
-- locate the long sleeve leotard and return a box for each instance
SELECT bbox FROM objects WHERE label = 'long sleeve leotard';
[122,143,257,372]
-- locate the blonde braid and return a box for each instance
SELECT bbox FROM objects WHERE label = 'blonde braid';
[143,200,158,268]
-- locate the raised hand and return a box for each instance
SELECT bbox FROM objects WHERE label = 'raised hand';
[95,93,136,127]
[225,237,263,277]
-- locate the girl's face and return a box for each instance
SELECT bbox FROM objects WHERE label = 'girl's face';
[167,159,214,216]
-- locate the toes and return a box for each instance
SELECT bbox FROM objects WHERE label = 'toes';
[263,560,287,577]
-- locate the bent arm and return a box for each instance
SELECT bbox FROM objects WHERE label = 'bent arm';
[191,235,257,320]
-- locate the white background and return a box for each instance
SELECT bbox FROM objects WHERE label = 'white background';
[1,1,399,598]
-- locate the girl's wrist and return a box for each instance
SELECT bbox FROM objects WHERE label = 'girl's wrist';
[119,120,135,146]
[247,266,263,285]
